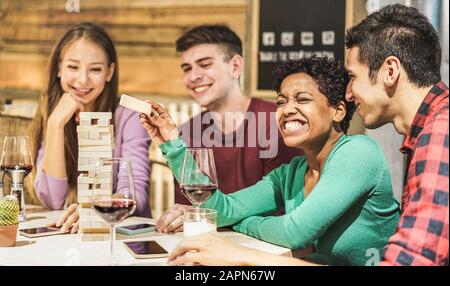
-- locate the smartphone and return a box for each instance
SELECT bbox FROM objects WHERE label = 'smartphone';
[123,240,169,259]
[19,226,67,238]
[116,223,156,235]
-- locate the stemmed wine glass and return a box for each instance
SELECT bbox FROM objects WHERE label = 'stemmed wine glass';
[91,158,136,265]
[180,148,218,208]
[0,136,33,222]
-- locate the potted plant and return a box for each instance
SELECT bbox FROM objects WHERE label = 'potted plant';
[0,195,19,247]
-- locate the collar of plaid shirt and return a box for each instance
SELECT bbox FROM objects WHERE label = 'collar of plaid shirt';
[399,81,449,208]
[401,81,449,154]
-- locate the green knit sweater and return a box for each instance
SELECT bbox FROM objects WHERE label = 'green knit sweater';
[160,135,400,266]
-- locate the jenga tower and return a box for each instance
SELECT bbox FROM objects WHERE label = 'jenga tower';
[77,112,114,241]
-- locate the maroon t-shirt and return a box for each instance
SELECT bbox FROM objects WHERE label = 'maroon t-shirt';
[175,97,303,205]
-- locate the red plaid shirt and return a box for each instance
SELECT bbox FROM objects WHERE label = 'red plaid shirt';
[381,82,449,266]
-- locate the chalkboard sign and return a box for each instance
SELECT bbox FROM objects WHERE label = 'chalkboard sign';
[250,0,348,96]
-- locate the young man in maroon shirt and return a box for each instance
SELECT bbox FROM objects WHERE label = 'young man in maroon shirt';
[345,4,448,265]
[156,25,301,231]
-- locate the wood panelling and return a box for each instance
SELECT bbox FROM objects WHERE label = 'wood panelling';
[0,0,248,98]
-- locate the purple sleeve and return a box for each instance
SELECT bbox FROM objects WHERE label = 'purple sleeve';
[34,144,69,209]
[115,108,152,217]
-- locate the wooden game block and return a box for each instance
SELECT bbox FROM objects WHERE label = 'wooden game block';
[79,119,92,126]
[79,145,113,152]
[77,196,92,203]
[88,131,100,140]
[81,233,110,241]
[79,202,92,208]
[77,189,92,197]
[78,137,112,146]
[77,183,91,190]
[79,215,103,223]
[78,152,113,160]
[97,119,110,126]
[91,222,109,228]
[78,207,93,217]
[79,227,110,234]
[77,132,89,140]
[77,125,112,133]
[78,158,89,165]
[119,94,153,114]
[79,112,112,120]
[93,189,112,196]
[77,175,112,184]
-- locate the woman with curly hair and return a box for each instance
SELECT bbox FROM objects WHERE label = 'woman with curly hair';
[140,57,400,266]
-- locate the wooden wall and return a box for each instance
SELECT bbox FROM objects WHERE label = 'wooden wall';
[0,0,248,101]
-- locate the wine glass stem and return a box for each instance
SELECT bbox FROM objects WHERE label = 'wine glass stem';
[110,224,117,265]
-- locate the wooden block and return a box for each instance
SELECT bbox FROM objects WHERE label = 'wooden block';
[77,196,92,203]
[79,112,112,120]
[78,158,89,165]
[79,119,92,126]
[97,119,110,126]
[88,131,100,140]
[78,137,112,146]
[78,151,113,159]
[77,189,92,197]
[91,222,109,228]
[79,202,92,208]
[78,175,112,184]
[78,208,93,217]
[79,215,103,223]
[77,132,89,140]
[79,227,110,234]
[93,189,112,196]
[79,145,113,152]
[77,183,92,190]
[119,93,153,114]
[81,233,110,241]
[77,125,112,133]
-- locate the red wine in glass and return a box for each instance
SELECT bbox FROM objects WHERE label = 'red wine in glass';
[92,198,136,224]
[180,184,217,207]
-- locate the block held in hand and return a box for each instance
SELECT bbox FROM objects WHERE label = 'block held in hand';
[119,94,153,115]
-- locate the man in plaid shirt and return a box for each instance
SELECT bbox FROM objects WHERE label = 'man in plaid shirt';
[345,4,448,265]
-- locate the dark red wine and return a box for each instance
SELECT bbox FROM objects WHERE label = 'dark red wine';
[0,164,33,176]
[92,199,136,223]
[180,184,217,206]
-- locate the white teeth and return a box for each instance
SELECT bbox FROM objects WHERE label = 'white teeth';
[74,87,91,93]
[285,121,303,130]
[194,86,209,93]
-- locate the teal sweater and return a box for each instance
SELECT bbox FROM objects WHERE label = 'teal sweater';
[160,135,400,266]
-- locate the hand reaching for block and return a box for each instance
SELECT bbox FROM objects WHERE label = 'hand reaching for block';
[137,99,179,146]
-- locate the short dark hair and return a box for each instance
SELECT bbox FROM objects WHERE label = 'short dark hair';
[175,25,243,60]
[345,4,441,87]
[273,57,354,133]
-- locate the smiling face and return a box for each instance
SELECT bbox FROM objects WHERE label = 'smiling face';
[180,44,240,109]
[276,72,339,149]
[345,47,391,129]
[58,37,115,107]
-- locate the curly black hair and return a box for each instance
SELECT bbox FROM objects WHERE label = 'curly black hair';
[273,56,355,133]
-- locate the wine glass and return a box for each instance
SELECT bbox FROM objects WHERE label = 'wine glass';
[91,158,136,265]
[0,136,33,222]
[180,148,218,208]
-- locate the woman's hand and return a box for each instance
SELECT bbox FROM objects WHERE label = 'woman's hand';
[48,92,87,127]
[155,204,190,233]
[168,233,253,266]
[47,203,79,234]
[139,100,179,146]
